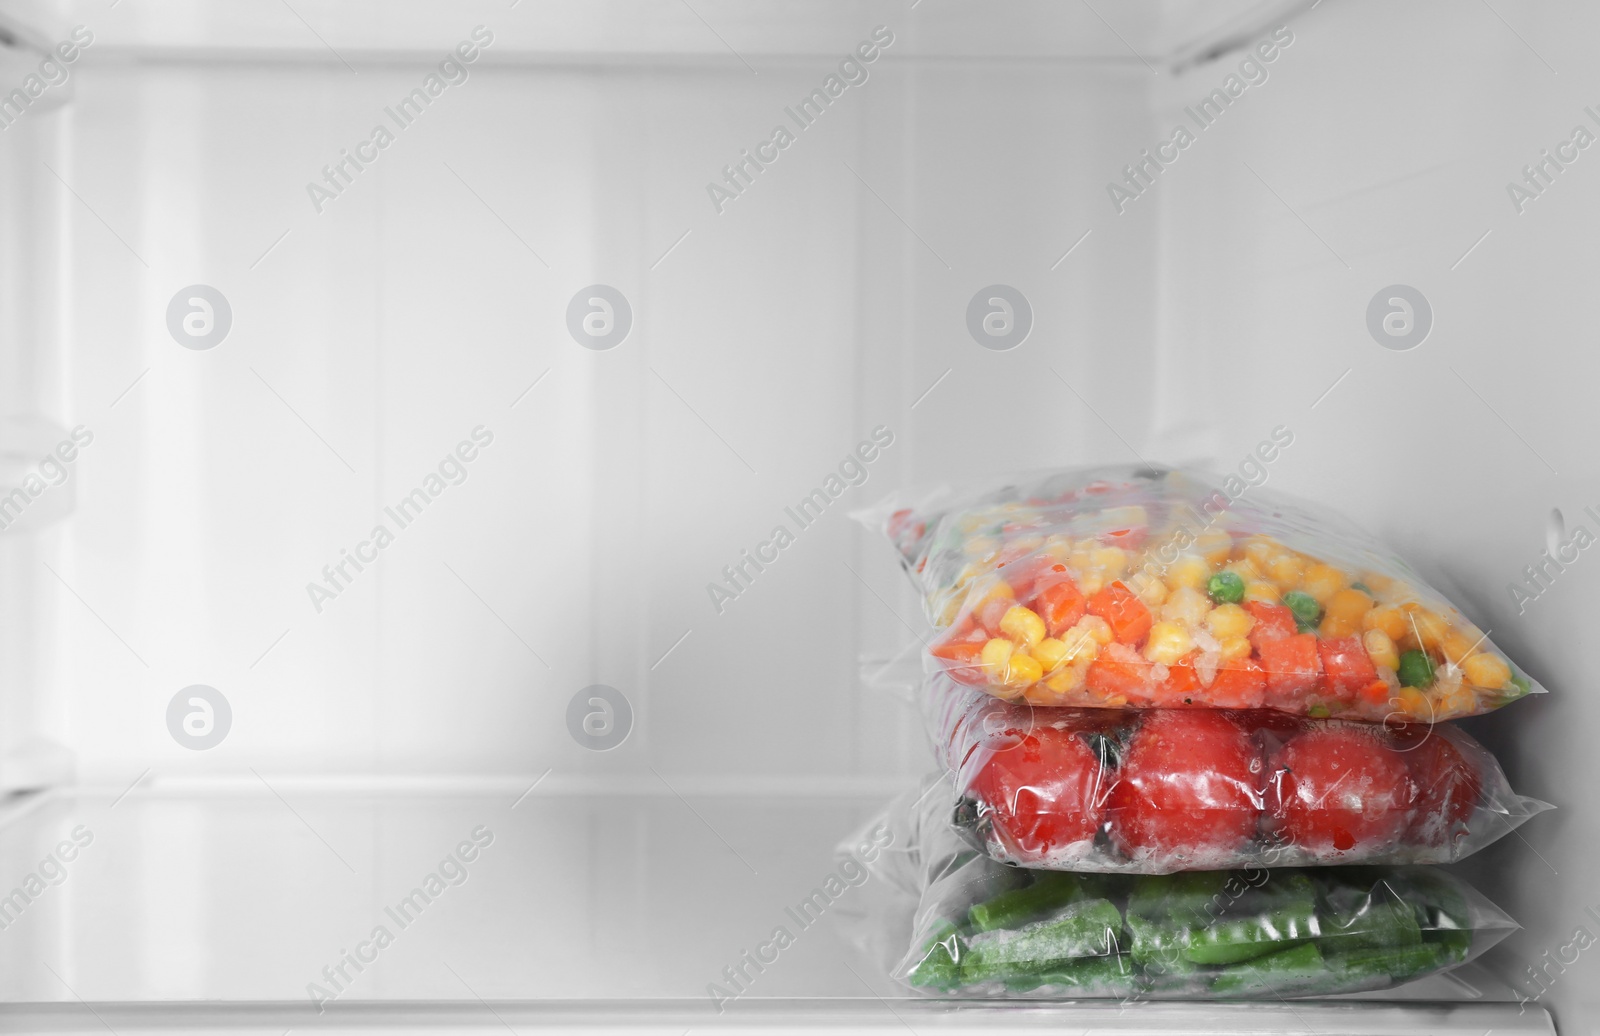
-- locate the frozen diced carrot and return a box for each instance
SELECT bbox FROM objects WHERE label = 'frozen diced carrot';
[1257,632,1323,699]
[1087,581,1154,646]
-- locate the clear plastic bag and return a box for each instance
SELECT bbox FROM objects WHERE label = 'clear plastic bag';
[868,465,1542,721]
[852,783,1519,999]
[930,679,1549,872]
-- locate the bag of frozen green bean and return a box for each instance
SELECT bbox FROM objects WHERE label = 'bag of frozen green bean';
[854,780,1517,999]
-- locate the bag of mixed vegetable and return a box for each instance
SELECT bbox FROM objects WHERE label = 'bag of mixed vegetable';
[872,466,1542,721]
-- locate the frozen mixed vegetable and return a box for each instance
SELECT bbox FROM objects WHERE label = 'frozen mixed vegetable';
[876,466,1541,720]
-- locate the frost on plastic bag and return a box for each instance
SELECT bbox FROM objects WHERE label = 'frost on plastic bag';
[866,782,1518,999]
[868,465,1542,721]
[930,680,1549,873]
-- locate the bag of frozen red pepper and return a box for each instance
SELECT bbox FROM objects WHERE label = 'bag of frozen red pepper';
[870,465,1542,721]
[927,679,1547,873]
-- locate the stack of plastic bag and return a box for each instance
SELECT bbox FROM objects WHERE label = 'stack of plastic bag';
[862,465,1549,998]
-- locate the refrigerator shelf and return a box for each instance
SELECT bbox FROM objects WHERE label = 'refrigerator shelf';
[0,997,1560,1036]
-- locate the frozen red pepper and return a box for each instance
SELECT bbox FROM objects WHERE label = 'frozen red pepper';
[1257,632,1323,699]
[1030,576,1086,636]
[1318,635,1379,699]
[1244,600,1297,650]
[1208,657,1267,709]
[1150,652,1203,705]
[931,618,989,684]
[1087,582,1153,645]
[1086,644,1154,702]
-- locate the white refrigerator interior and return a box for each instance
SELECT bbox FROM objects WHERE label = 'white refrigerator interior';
[0,0,1588,1032]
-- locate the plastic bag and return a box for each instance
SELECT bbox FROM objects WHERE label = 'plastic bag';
[856,783,1518,999]
[870,465,1541,720]
[930,679,1548,872]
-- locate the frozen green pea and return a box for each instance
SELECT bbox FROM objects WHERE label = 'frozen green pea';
[1282,591,1321,627]
[1207,572,1245,604]
[1397,650,1435,689]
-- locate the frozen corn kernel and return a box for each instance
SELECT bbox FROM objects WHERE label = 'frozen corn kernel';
[1441,630,1482,666]
[1325,587,1374,623]
[1165,554,1211,592]
[1360,571,1396,594]
[1243,580,1281,604]
[1396,686,1431,720]
[1462,652,1512,689]
[1005,653,1044,687]
[1433,682,1477,718]
[1224,558,1262,582]
[1195,529,1233,565]
[1075,614,1115,647]
[1090,546,1129,580]
[1060,632,1101,667]
[1031,637,1070,672]
[1401,607,1449,652]
[1206,602,1255,640]
[1300,563,1347,605]
[1300,560,1341,581]
[981,638,1014,671]
[1363,629,1400,671]
[1162,586,1211,627]
[966,582,1013,616]
[1044,660,1088,695]
[999,605,1047,649]
[1386,584,1424,608]
[1320,591,1372,638]
[1060,618,1109,667]
[1044,535,1074,561]
[1021,684,1056,706]
[977,580,1016,604]
[1077,570,1106,597]
[1143,621,1195,665]
[1266,553,1307,587]
[1242,536,1281,570]
[1127,570,1168,607]
[1316,616,1358,639]
[1364,605,1408,641]
[965,535,1000,560]
[1219,636,1253,662]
